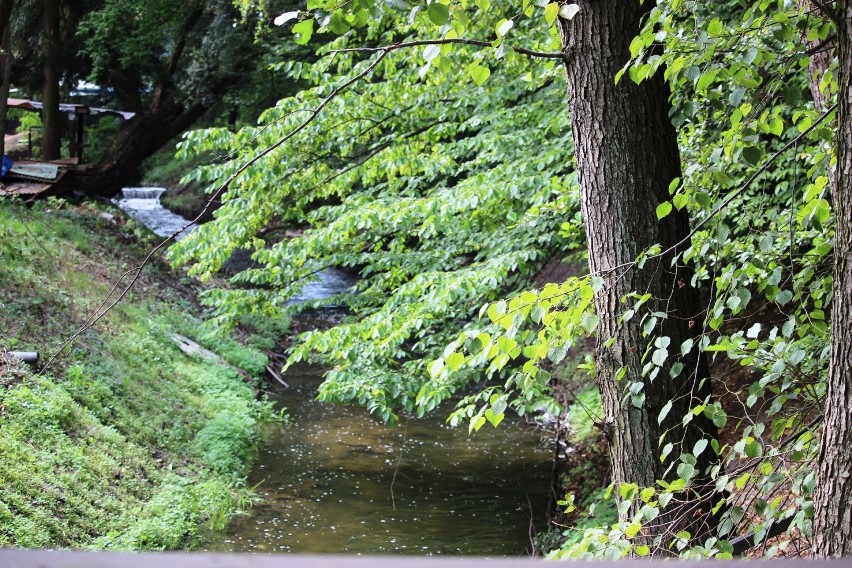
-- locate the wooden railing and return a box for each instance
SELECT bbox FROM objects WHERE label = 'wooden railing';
[2,550,852,568]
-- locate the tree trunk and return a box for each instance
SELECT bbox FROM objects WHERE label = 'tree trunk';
[799,0,837,195]
[557,0,720,541]
[0,0,14,159]
[41,0,61,161]
[813,0,852,557]
[66,97,207,197]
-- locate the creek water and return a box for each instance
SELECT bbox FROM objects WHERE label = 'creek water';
[114,188,357,302]
[114,187,197,239]
[118,189,555,555]
[206,365,553,555]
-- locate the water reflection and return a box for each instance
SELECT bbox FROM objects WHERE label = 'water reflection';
[207,364,553,555]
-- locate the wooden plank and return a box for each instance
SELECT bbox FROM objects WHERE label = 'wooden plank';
[171,333,222,362]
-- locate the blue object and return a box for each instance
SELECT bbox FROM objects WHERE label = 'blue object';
[1,155,12,177]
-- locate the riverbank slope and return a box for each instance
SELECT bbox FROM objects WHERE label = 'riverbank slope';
[0,198,275,549]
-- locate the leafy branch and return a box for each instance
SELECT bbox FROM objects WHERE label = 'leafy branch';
[331,37,567,61]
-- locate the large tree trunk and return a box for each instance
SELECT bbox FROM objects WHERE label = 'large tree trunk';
[813,0,852,557]
[41,0,61,161]
[67,97,207,198]
[0,0,14,159]
[557,0,720,543]
[798,0,837,195]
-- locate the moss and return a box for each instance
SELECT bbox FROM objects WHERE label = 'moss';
[0,198,277,550]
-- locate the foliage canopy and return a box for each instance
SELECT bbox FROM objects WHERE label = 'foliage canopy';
[170,0,842,558]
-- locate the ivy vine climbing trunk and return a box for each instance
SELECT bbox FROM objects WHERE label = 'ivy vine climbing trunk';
[557,0,720,542]
[813,0,852,557]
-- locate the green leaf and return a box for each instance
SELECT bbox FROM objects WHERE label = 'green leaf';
[656,201,673,219]
[782,317,795,338]
[484,408,505,427]
[468,64,491,86]
[775,289,793,305]
[544,2,559,26]
[677,462,695,481]
[745,439,762,458]
[707,18,724,36]
[625,522,642,538]
[642,316,658,336]
[429,358,444,378]
[470,415,486,433]
[327,12,351,34]
[292,19,314,44]
[742,146,763,166]
[446,351,465,371]
[273,11,300,26]
[496,18,513,37]
[658,400,672,424]
[693,438,708,457]
[427,2,450,25]
[581,312,600,333]
[423,44,440,62]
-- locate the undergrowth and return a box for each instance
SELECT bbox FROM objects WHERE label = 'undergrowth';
[0,197,279,549]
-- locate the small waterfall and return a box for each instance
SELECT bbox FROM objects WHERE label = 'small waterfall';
[114,187,195,239]
[121,187,166,200]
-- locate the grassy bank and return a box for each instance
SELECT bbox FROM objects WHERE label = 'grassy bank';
[0,197,276,549]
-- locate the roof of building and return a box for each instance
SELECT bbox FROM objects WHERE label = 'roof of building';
[6,97,135,121]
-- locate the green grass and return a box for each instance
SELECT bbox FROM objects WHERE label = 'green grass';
[0,197,278,549]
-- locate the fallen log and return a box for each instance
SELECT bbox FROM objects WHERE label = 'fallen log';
[170,334,221,362]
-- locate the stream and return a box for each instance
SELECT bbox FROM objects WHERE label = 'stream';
[206,367,553,555]
[114,187,196,239]
[116,188,555,556]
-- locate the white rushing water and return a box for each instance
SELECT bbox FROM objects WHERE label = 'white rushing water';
[114,187,196,239]
[114,187,354,300]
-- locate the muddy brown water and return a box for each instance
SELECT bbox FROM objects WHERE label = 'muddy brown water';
[206,364,554,555]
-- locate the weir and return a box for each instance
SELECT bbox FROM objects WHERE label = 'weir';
[113,187,195,239]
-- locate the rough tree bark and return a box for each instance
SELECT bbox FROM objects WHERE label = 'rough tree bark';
[41,0,61,161]
[0,0,14,159]
[557,0,720,541]
[813,0,852,557]
[799,0,837,195]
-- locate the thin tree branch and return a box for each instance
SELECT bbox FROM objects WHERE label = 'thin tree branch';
[39,50,392,374]
[805,0,842,28]
[593,102,837,279]
[332,38,567,61]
